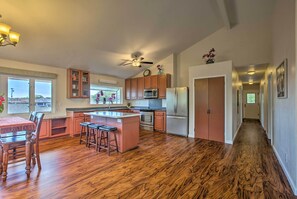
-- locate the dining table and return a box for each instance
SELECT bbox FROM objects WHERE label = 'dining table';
[0,116,36,179]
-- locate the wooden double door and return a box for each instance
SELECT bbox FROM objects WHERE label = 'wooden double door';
[195,77,225,143]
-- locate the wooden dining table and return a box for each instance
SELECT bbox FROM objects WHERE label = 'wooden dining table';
[0,116,36,178]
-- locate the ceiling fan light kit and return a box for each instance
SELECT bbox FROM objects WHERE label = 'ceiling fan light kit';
[0,15,20,47]
[120,53,153,68]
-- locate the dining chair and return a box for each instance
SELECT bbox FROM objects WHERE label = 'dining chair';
[0,113,44,181]
[29,111,37,123]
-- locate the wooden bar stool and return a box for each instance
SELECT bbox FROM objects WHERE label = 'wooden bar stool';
[87,124,104,149]
[98,126,119,156]
[79,122,94,146]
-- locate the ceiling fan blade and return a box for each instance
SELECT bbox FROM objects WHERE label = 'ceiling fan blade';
[123,62,132,66]
[140,61,153,64]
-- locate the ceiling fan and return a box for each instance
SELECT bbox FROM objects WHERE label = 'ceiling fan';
[119,54,153,68]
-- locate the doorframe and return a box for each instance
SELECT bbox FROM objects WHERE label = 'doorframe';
[267,73,274,144]
[242,90,260,119]
[193,75,226,142]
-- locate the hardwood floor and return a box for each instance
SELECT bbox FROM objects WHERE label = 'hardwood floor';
[0,120,296,198]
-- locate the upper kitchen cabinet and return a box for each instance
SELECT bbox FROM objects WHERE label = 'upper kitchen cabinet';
[67,68,90,98]
[125,74,171,99]
[131,78,138,100]
[125,79,131,100]
[158,74,171,99]
[137,77,144,99]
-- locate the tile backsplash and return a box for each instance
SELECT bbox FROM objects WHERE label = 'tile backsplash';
[128,99,166,108]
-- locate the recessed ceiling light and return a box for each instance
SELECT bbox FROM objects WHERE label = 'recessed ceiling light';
[249,82,254,85]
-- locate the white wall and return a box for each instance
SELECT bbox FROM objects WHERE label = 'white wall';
[261,0,297,194]
[0,58,126,118]
[177,18,272,86]
[188,61,234,144]
[232,67,243,139]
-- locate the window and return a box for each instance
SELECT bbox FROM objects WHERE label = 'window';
[7,77,53,114]
[90,85,122,105]
[246,93,256,104]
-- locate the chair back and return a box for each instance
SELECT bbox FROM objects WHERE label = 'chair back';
[34,112,45,142]
[29,111,37,123]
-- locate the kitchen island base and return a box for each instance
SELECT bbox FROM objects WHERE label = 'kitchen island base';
[90,114,140,153]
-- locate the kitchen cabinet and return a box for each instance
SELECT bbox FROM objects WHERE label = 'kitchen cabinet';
[39,117,69,139]
[131,78,138,100]
[158,74,171,99]
[67,111,91,136]
[125,74,171,100]
[154,110,166,132]
[40,119,50,138]
[125,79,131,100]
[150,75,158,89]
[144,76,151,89]
[137,77,144,99]
[67,68,90,98]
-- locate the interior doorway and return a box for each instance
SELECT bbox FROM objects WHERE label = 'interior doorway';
[267,74,274,143]
[242,83,260,120]
[194,76,225,143]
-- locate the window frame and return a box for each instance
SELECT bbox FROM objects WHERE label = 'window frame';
[89,84,123,105]
[6,76,54,114]
[246,92,256,104]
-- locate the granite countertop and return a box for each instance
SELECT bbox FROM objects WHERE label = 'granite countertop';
[66,106,166,112]
[85,111,140,119]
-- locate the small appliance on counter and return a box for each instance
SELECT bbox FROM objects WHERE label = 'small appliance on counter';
[166,87,189,137]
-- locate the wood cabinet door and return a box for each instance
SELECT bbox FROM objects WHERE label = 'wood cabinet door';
[131,78,138,99]
[195,78,209,140]
[125,79,131,100]
[144,76,151,89]
[208,77,225,143]
[74,117,85,135]
[39,119,50,138]
[150,75,158,89]
[158,75,166,99]
[154,111,165,132]
[137,77,144,99]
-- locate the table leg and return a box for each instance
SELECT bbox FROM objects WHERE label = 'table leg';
[25,131,32,178]
[2,145,8,181]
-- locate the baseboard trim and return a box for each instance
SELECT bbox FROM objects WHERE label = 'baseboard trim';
[272,146,297,196]
[233,122,242,141]
[225,140,233,144]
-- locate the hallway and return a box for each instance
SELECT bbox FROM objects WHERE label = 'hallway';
[0,121,295,198]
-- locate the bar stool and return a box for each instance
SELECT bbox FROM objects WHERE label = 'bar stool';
[87,124,104,149]
[79,122,94,146]
[98,126,119,156]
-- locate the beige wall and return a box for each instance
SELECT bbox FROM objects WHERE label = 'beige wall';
[0,58,126,118]
[261,0,297,194]
[176,19,272,87]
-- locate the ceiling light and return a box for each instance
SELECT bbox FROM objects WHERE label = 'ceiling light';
[247,70,255,75]
[248,79,253,85]
[0,15,20,47]
[131,59,141,67]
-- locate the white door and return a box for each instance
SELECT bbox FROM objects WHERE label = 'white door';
[243,91,260,119]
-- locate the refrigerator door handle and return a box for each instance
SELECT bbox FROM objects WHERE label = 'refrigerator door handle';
[174,88,177,114]
[167,116,186,119]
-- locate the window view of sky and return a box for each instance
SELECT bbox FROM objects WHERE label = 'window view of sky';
[8,79,52,98]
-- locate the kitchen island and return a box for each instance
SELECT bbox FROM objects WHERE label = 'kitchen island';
[84,111,140,153]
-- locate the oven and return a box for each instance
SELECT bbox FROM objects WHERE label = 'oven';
[140,110,154,130]
[144,89,158,99]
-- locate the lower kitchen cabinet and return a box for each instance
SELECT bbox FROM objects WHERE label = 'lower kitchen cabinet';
[154,110,166,132]
[40,119,50,138]
[67,111,91,136]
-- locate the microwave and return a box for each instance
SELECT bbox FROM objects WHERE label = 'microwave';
[144,89,158,99]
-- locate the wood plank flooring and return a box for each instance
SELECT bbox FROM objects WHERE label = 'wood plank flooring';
[0,120,296,198]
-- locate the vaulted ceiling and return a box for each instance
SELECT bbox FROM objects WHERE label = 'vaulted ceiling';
[0,0,275,78]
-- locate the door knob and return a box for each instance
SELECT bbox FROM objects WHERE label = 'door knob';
[207,109,210,114]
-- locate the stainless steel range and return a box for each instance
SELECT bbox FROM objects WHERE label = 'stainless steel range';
[140,110,154,130]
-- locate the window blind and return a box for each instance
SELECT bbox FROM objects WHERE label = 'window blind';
[0,66,57,79]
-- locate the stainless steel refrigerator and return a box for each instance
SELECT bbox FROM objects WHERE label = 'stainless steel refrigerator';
[166,87,189,137]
